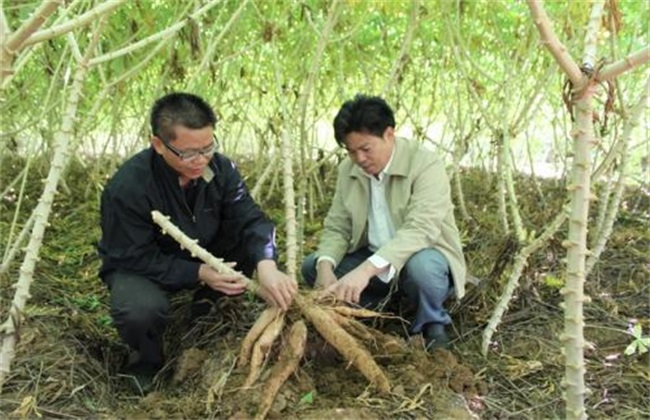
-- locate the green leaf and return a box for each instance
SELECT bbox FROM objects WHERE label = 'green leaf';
[98,315,113,327]
[299,391,314,405]
[624,342,637,356]
[543,275,564,289]
[638,339,650,355]
[631,324,643,339]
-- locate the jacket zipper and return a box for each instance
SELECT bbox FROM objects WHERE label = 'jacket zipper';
[180,186,196,223]
[186,204,196,223]
[182,198,196,223]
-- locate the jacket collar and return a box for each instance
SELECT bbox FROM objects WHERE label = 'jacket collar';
[152,149,180,185]
[151,147,215,185]
[202,165,215,182]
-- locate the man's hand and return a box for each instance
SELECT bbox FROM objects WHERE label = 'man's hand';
[323,261,380,304]
[257,260,298,311]
[315,260,337,289]
[198,263,248,295]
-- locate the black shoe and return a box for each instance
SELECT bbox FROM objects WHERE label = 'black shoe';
[423,323,450,351]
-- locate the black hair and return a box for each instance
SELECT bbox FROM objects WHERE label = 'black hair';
[150,92,217,142]
[333,94,395,147]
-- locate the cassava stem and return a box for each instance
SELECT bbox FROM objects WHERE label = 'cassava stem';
[151,210,259,295]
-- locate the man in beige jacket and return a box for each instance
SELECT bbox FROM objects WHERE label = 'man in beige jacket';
[301,94,466,350]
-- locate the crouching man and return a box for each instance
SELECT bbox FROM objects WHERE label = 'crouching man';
[98,92,297,394]
[302,94,466,351]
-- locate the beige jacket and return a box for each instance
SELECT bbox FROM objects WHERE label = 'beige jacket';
[316,138,467,299]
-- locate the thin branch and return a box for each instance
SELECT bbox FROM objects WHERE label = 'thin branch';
[190,0,250,88]
[446,7,500,85]
[151,210,259,293]
[586,77,649,276]
[482,209,567,356]
[251,154,279,201]
[0,6,10,40]
[66,32,82,64]
[21,0,125,47]
[290,0,342,276]
[0,15,106,391]
[512,63,556,131]
[582,0,605,68]
[0,0,61,86]
[597,46,650,82]
[296,0,341,127]
[0,212,35,276]
[381,0,420,97]
[504,138,525,242]
[271,61,296,276]
[105,35,174,88]
[2,0,61,54]
[1,0,114,90]
[88,0,221,66]
[496,138,510,235]
[449,47,498,134]
[526,0,582,85]
[0,54,89,393]
[1,154,33,271]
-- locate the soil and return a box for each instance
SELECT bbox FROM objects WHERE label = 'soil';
[119,296,484,419]
[1,160,648,419]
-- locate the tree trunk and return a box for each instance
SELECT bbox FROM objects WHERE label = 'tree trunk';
[0,58,88,391]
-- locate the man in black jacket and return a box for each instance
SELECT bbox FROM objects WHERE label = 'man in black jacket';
[98,92,297,394]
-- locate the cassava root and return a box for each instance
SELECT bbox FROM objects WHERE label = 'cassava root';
[255,321,307,420]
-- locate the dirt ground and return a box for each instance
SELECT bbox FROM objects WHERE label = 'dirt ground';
[1,160,648,419]
[0,291,486,419]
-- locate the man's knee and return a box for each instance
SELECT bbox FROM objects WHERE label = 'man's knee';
[402,248,451,290]
[111,296,170,330]
[301,253,318,287]
[106,272,170,330]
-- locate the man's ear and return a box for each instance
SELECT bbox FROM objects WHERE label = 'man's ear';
[383,126,395,141]
[151,136,165,154]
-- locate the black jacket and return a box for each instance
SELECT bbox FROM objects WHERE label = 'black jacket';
[98,147,277,289]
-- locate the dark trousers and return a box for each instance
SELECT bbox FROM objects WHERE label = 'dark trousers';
[104,249,255,371]
[301,247,453,333]
[105,271,169,371]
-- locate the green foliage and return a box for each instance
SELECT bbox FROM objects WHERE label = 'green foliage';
[624,324,650,356]
[543,274,564,289]
[98,314,113,327]
[70,295,102,312]
[2,0,648,166]
[299,390,315,405]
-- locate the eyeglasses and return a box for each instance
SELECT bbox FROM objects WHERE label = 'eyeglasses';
[159,134,219,162]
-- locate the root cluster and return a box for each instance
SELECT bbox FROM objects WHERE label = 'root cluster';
[152,210,403,419]
[238,295,404,419]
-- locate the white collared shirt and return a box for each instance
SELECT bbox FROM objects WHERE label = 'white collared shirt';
[318,147,397,283]
[365,152,396,283]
